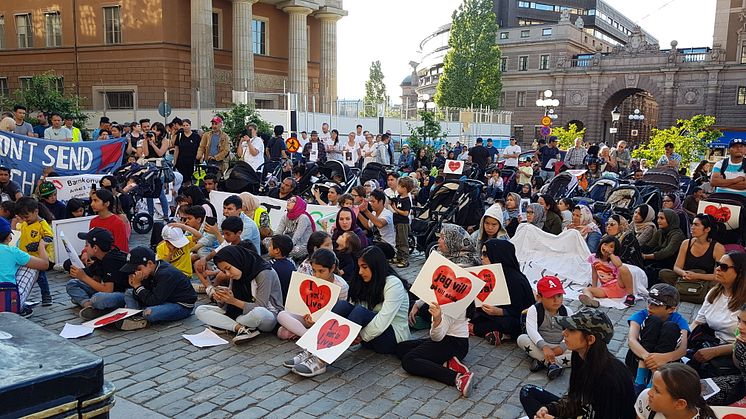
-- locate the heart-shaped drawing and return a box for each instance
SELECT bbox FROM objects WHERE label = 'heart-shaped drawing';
[317,319,350,349]
[473,269,495,302]
[94,312,128,326]
[299,279,332,313]
[704,204,731,223]
[722,414,746,419]
[431,265,473,305]
[448,160,462,172]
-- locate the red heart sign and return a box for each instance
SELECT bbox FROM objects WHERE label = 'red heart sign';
[317,319,350,349]
[448,160,462,172]
[431,265,473,305]
[473,269,496,302]
[722,414,746,419]
[94,312,128,326]
[299,279,332,313]
[704,204,731,223]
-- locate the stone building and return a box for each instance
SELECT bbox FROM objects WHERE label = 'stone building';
[0,0,346,111]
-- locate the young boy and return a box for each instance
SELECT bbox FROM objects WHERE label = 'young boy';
[182,205,217,262]
[15,197,54,306]
[389,176,414,268]
[194,216,245,288]
[516,276,573,380]
[156,225,200,277]
[268,234,296,301]
[625,283,689,393]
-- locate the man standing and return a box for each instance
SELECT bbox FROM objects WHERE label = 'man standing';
[610,140,631,174]
[711,138,746,198]
[536,136,561,181]
[355,124,365,146]
[374,133,394,165]
[197,116,231,173]
[91,116,110,141]
[469,137,490,170]
[298,131,309,150]
[44,113,73,141]
[12,105,35,137]
[564,138,587,169]
[302,130,327,164]
[503,137,521,169]
[237,123,264,172]
[33,112,50,138]
[485,138,499,164]
[63,116,82,142]
[266,125,288,162]
[319,122,332,146]
[656,142,681,170]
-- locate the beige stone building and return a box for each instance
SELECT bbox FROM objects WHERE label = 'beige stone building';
[0,0,346,111]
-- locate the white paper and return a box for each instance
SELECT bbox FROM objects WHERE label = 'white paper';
[702,378,721,400]
[59,231,85,269]
[60,323,94,339]
[296,311,363,364]
[81,308,142,328]
[409,251,484,317]
[284,272,342,321]
[544,158,558,169]
[182,328,230,348]
[464,264,511,307]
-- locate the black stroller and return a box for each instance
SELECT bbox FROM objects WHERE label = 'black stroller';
[221,161,262,194]
[113,161,173,234]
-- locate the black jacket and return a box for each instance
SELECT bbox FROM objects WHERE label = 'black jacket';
[133,261,197,307]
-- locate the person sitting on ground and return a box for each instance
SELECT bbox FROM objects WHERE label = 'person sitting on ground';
[516,276,574,381]
[272,196,315,262]
[66,228,129,320]
[605,214,645,268]
[0,217,49,315]
[642,209,686,284]
[277,249,348,341]
[239,192,272,240]
[222,195,261,256]
[566,205,602,253]
[181,185,218,220]
[525,202,546,230]
[503,192,523,237]
[194,245,284,343]
[335,231,361,285]
[0,200,16,221]
[156,225,199,278]
[119,246,197,330]
[472,203,509,250]
[268,234,296,302]
[89,189,130,253]
[520,309,636,419]
[469,239,535,346]
[557,198,574,229]
[662,193,690,237]
[331,207,369,249]
[183,205,218,264]
[538,194,563,235]
[632,204,657,247]
[194,216,247,286]
[705,303,746,406]
[635,363,718,419]
[625,284,690,394]
[357,189,397,259]
[37,181,66,221]
[582,235,637,308]
[435,223,482,267]
[313,184,342,207]
[683,187,706,218]
[297,231,333,276]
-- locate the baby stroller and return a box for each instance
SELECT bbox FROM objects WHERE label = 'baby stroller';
[193,162,221,186]
[640,167,680,193]
[540,171,579,201]
[318,160,358,195]
[361,162,388,189]
[221,161,262,194]
[499,167,518,194]
[115,161,172,234]
[604,185,642,219]
[411,181,461,253]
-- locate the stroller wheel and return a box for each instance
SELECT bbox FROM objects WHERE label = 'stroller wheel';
[426,241,439,258]
[132,212,154,235]
[408,235,416,255]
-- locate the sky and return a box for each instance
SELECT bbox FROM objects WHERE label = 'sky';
[336,0,716,103]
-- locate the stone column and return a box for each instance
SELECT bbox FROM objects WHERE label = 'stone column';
[232,0,258,102]
[191,0,215,107]
[316,13,342,114]
[284,6,312,111]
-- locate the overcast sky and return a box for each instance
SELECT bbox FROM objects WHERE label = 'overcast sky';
[336,0,715,103]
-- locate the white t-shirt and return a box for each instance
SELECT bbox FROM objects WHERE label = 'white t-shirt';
[370,208,396,248]
[298,136,309,150]
[342,142,360,167]
[44,126,73,141]
[503,145,522,167]
[713,158,746,197]
[242,136,265,171]
[634,389,665,419]
[356,134,366,147]
[695,293,738,343]
[319,131,332,146]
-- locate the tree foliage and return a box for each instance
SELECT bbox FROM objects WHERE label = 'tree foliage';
[215,103,273,148]
[362,60,388,117]
[1,72,88,128]
[406,111,445,161]
[631,115,721,172]
[552,123,586,150]
[435,0,502,109]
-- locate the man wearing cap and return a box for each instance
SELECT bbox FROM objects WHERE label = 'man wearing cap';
[397,144,414,173]
[711,138,746,198]
[38,181,66,220]
[119,246,197,330]
[197,116,231,173]
[302,130,327,164]
[625,283,689,392]
[66,228,129,320]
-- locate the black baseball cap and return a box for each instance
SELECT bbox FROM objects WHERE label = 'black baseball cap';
[77,228,113,252]
[647,284,680,307]
[120,246,156,273]
[729,138,745,148]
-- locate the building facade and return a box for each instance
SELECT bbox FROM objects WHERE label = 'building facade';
[0,0,346,112]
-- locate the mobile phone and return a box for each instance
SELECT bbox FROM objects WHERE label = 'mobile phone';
[91,183,97,191]
[206,216,217,226]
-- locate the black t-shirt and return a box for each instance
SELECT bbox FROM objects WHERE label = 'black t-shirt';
[84,249,129,292]
[538,145,560,170]
[174,131,201,172]
[469,145,490,169]
[392,195,412,225]
[267,136,287,160]
[0,180,21,202]
[43,200,67,221]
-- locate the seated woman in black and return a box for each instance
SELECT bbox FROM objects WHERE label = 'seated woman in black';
[642,209,686,285]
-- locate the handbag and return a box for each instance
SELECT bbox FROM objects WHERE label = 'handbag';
[0,282,20,313]
[675,278,712,304]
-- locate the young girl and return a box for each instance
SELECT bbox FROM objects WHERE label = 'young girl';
[277,249,349,341]
[335,231,361,284]
[635,363,718,418]
[297,231,333,275]
[486,170,504,203]
[504,192,522,236]
[313,184,341,207]
[89,189,130,252]
[471,204,508,250]
[582,235,636,308]
[557,198,574,229]
[65,198,85,218]
[706,304,746,406]
[338,194,354,210]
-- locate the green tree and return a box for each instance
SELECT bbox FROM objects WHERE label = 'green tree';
[631,114,721,172]
[362,60,388,117]
[552,123,586,150]
[216,102,273,148]
[435,0,502,109]
[406,110,446,161]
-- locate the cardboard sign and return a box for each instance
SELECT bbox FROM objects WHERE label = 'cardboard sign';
[698,200,740,230]
[47,174,105,201]
[296,311,362,364]
[465,263,511,307]
[410,251,484,317]
[443,159,464,175]
[58,231,84,269]
[51,216,96,265]
[81,308,142,328]
[284,272,342,321]
[711,406,746,418]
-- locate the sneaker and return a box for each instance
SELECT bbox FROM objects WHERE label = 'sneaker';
[484,331,502,346]
[529,358,545,372]
[19,305,33,317]
[396,260,410,268]
[284,350,310,368]
[232,327,260,344]
[579,294,600,308]
[207,326,229,335]
[454,371,474,397]
[624,294,636,308]
[293,354,327,377]
[547,364,564,380]
[445,357,470,375]
[53,264,65,272]
[116,315,148,331]
[192,283,206,294]
[41,295,53,307]
[79,306,111,321]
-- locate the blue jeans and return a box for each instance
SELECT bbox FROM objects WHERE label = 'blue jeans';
[124,289,193,323]
[37,271,50,298]
[66,279,126,309]
[332,300,398,354]
[147,189,170,219]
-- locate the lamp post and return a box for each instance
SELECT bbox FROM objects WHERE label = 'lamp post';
[610,106,621,145]
[627,108,645,146]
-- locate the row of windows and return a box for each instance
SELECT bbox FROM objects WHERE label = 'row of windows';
[0,76,63,96]
[595,10,633,37]
[516,1,596,16]
[500,54,551,72]
[500,27,552,39]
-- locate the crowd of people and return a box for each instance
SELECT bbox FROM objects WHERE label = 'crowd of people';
[2,107,746,417]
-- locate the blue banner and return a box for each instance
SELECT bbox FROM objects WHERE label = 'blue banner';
[0,131,126,195]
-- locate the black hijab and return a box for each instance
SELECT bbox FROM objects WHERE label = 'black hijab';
[214,246,272,319]
[483,239,535,317]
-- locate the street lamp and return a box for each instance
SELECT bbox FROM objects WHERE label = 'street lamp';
[535,89,560,116]
[611,106,621,123]
[628,108,645,121]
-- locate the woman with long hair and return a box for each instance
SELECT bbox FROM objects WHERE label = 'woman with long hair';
[89,189,129,252]
[413,147,432,172]
[181,185,217,220]
[327,129,343,162]
[296,231,333,275]
[538,194,563,235]
[141,121,171,218]
[636,363,718,418]
[520,309,636,419]
[341,131,360,167]
[331,207,368,248]
[706,303,746,406]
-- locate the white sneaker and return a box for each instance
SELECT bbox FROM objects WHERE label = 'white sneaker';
[283,350,310,368]
[232,326,259,344]
[192,283,206,294]
[292,354,327,377]
[53,264,65,272]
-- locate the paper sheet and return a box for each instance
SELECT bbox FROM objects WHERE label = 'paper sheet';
[81,308,142,328]
[59,231,84,269]
[182,328,230,348]
[60,323,94,339]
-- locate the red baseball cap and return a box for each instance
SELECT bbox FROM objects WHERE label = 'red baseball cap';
[537,276,564,298]
[211,116,223,124]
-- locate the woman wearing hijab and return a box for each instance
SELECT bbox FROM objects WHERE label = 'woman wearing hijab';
[605,214,644,268]
[436,223,481,267]
[662,193,690,237]
[567,205,602,253]
[471,204,509,250]
[470,239,535,346]
[504,192,523,237]
[275,196,316,261]
[239,192,272,239]
[525,203,545,230]
[331,207,369,248]
[631,204,657,246]
[642,209,686,284]
[194,246,284,343]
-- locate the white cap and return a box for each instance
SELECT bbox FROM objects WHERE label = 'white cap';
[161,225,189,248]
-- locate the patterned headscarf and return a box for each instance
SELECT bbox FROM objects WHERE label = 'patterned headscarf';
[438,223,481,267]
[527,203,545,228]
[577,205,601,238]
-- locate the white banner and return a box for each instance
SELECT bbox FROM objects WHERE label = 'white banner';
[47,175,105,201]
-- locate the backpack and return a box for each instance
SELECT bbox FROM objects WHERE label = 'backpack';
[719,158,746,176]
[521,302,568,334]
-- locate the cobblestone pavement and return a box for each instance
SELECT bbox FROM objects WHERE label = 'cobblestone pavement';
[26,232,701,419]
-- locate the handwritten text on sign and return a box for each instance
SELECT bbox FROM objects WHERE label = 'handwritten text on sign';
[284,272,342,321]
[410,251,484,317]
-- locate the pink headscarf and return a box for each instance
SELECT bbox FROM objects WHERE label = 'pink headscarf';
[286,196,316,231]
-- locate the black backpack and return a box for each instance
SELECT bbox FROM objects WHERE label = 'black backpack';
[521,302,568,334]
[719,157,746,176]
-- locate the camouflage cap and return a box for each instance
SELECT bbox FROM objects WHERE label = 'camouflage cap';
[557,308,614,344]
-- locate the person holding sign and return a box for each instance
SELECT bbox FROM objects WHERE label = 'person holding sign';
[302,131,327,165]
[342,132,361,167]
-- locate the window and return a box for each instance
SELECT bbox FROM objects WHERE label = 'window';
[738,87,746,105]
[0,15,5,49]
[520,30,530,38]
[500,32,509,39]
[0,78,8,97]
[103,6,121,44]
[212,12,221,49]
[500,57,508,72]
[518,1,530,7]
[499,91,506,107]
[53,77,63,94]
[104,91,134,110]
[16,14,33,48]
[517,91,526,107]
[44,12,62,47]
[542,28,552,36]
[252,19,267,55]
[741,45,746,64]
[539,54,549,70]
[19,76,32,90]
[513,126,524,143]
[518,56,528,71]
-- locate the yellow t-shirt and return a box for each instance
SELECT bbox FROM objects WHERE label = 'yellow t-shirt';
[17,219,55,262]
[156,237,194,277]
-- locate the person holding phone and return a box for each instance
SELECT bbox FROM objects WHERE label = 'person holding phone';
[237,123,264,172]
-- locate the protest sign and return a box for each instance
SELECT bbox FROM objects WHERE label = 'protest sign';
[81,308,142,328]
[46,174,105,201]
[0,131,125,195]
[296,311,362,364]
[284,272,342,321]
[51,216,95,265]
[410,251,484,317]
[58,231,84,269]
[443,159,464,175]
[465,263,511,307]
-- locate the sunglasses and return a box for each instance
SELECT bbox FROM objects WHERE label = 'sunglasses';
[715,263,734,271]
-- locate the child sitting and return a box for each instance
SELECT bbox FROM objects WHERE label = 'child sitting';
[516,276,573,380]
[0,200,15,221]
[297,231,333,275]
[626,283,689,394]
[581,235,636,308]
[15,197,54,306]
[268,234,296,301]
[335,231,361,284]
[485,170,504,203]
[183,205,217,262]
[157,225,199,277]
